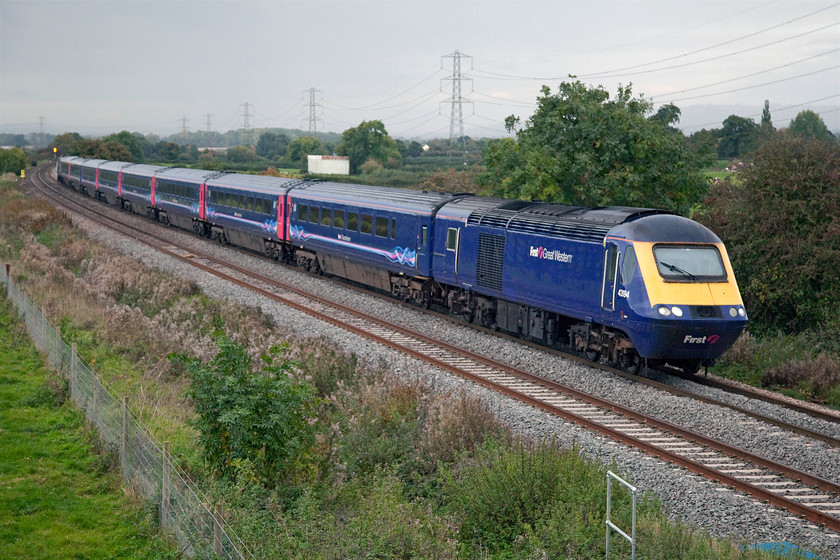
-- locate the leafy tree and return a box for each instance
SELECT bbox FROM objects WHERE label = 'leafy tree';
[478,81,708,214]
[227,145,258,163]
[75,139,105,158]
[155,141,180,163]
[651,103,682,132]
[0,147,27,173]
[102,141,132,162]
[407,140,424,157]
[789,110,835,142]
[256,131,290,159]
[173,334,318,485]
[102,130,144,162]
[336,120,401,174]
[697,134,840,333]
[717,115,760,158]
[760,100,775,141]
[286,136,323,169]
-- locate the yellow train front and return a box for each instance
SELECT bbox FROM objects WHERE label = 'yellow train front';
[602,213,748,373]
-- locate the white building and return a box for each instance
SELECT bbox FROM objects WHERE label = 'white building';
[308,155,350,175]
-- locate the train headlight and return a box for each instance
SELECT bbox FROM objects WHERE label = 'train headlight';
[729,307,738,317]
[738,307,746,317]
[657,306,671,317]
[671,306,684,317]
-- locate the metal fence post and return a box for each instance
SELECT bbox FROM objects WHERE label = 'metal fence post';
[214,504,224,557]
[121,396,129,472]
[606,470,637,559]
[162,441,171,530]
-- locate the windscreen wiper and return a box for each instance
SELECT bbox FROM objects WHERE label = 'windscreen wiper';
[659,261,697,280]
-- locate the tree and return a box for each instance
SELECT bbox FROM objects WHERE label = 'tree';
[156,141,180,162]
[256,131,290,159]
[697,135,840,333]
[478,81,709,215]
[760,100,775,140]
[717,115,760,158]
[0,147,27,174]
[102,130,144,162]
[336,120,401,174]
[286,136,323,170]
[52,132,83,156]
[789,110,835,142]
[174,334,318,485]
[227,145,258,163]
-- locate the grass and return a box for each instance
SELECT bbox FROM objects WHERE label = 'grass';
[0,294,177,559]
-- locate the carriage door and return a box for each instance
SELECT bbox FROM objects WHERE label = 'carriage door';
[601,243,619,312]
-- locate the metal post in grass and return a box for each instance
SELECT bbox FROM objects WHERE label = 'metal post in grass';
[606,470,637,559]
[162,441,171,531]
[70,341,78,403]
[214,504,224,557]
[121,396,129,473]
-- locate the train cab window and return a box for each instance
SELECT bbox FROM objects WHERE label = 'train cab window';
[347,212,359,231]
[321,210,332,227]
[309,207,320,224]
[653,245,726,282]
[375,216,388,237]
[333,210,345,229]
[620,246,637,284]
[446,228,458,251]
[298,204,308,222]
[361,214,373,234]
[606,245,618,283]
[391,219,396,240]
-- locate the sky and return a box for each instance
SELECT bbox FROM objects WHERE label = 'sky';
[1,0,838,141]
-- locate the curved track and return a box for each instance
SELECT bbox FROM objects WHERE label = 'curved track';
[29,165,840,533]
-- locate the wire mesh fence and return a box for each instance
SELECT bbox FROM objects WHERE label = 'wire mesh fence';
[2,264,251,559]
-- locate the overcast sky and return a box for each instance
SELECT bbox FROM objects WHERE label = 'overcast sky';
[1,0,838,141]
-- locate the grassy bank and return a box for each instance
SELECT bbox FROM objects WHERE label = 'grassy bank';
[0,293,176,559]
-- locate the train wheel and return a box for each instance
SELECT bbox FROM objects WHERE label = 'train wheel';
[619,353,642,375]
[584,349,601,363]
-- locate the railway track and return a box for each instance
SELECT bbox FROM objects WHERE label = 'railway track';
[29,165,840,533]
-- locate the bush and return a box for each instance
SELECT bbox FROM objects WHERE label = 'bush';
[173,334,319,486]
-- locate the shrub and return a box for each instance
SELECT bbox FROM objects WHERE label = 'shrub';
[174,334,319,486]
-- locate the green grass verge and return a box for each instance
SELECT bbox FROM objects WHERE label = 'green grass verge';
[0,295,177,560]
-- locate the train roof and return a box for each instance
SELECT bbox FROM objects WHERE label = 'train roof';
[155,167,226,183]
[609,213,722,244]
[99,160,134,171]
[289,180,467,215]
[59,155,85,164]
[77,158,109,168]
[454,200,672,243]
[206,173,300,195]
[121,163,171,177]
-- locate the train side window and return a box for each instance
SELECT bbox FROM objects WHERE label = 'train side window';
[606,245,618,282]
[375,216,388,237]
[246,196,254,211]
[422,225,428,246]
[264,199,272,214]
[309,207,320,224]
[391,218,396,239]
[361,214,373,234]
[321,209,332,227]
[446,228,458,251]
[333,210,345,229]
[620,246,637,284]
[347,212,359,231]
[298,204,308,221]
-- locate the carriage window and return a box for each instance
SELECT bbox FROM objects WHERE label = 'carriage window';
[391,219,396,239]
[321,209,332,227]
[309,207,320,224]
[347,212,359,231]
[247,196,254,212]
[422,225,428,245]
[263,199,271,214]
[620,246,637,284]
[446,228,458,251]
[375,216,388,237]
[361,214,373,234]
[333,210,345,229]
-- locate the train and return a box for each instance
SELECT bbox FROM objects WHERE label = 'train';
[56,155,748,374]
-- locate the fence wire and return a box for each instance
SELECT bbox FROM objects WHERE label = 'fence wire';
[2,265,251,560]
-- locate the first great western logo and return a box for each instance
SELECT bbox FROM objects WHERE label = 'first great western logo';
[529,246,573,263]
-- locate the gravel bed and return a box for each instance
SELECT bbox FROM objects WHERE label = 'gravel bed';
[59,192,840,557]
